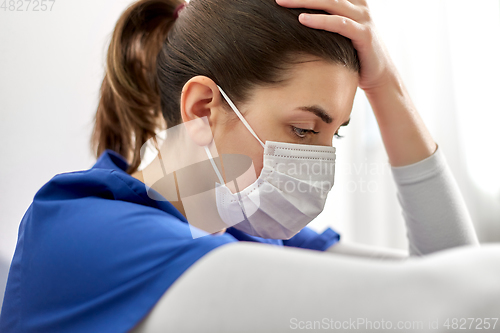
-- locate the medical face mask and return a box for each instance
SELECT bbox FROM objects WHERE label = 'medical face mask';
[203,84,337,240]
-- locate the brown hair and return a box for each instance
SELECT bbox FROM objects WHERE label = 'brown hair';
[91,0,360,175]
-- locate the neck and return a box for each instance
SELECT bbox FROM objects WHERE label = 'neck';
[131,156,227,236]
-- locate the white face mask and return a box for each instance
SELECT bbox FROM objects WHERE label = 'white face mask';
[203,84,337,240]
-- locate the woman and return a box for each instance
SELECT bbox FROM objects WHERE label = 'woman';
[0,0,482,332]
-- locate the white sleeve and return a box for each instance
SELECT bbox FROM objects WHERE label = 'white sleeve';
[325,240,409,260]
[130,242,500,333]
[390,143,479,256]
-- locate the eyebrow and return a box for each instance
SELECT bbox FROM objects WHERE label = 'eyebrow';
[296,105,351,127]
[340,117,350,127]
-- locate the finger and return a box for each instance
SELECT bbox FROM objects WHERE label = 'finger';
[298,13,369,46]
[347,0,368,6]
[276,0,367,23]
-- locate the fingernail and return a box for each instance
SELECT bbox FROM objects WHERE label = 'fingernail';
[299,13,309,21]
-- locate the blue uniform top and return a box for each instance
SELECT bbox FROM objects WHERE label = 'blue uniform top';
[0,149,340,332]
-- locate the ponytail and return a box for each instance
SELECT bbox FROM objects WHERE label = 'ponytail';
[91,0,184,175]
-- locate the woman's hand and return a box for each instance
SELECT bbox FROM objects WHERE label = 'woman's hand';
[275,0,395,92]
[276,0,438,167]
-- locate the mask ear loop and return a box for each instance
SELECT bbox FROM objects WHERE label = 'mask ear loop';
[204,146,225,185]
[204,144,249,220]
[203,84,265,183]
[217,85,266,149]
[202,85,259,221]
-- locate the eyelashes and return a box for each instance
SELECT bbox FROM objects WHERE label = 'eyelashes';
[290,126,345,140]
[291,126,319,139]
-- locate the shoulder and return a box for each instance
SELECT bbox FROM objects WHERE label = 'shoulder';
[25,167,238,267]
[2,167,238,332]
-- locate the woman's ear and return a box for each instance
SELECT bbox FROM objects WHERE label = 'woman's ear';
[184,116,212,147]
[180,76,221,147]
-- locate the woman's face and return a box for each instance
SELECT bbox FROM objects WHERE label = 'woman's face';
[181,56,359,185]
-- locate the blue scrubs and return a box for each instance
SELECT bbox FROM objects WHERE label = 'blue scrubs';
[0,149,340,332]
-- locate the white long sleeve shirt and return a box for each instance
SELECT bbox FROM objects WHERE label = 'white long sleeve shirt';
[326,143,479,259]
[390,143,479,255]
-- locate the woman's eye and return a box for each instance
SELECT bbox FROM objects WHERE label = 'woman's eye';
[334,132,344,139]
[291,126,319,139]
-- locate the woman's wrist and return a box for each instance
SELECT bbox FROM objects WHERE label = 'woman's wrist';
[362,67,402,104]
[362,69,437,167]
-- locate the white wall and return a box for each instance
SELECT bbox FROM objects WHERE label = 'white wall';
[1,0,500,306]
[0,0,134,305]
